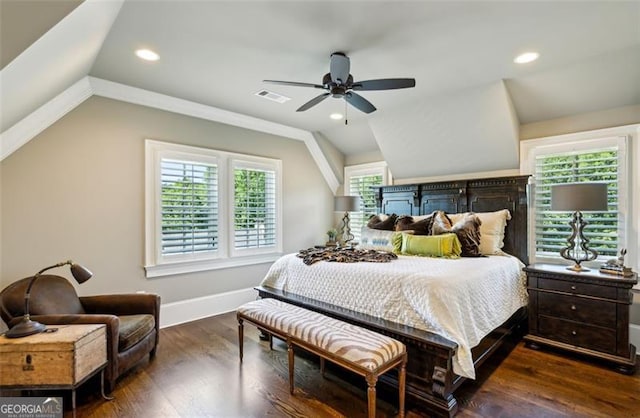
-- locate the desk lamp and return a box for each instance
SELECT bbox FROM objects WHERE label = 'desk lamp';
[5,260,92,338]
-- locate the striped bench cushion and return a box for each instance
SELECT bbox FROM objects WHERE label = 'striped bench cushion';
[238,299,405,372]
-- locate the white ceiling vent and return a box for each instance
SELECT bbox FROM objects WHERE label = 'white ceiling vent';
[255,89,291,104]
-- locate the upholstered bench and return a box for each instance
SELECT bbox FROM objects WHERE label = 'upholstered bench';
[237,298,407,418]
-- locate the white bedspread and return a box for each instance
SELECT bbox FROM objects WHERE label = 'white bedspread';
[261,253,527,379]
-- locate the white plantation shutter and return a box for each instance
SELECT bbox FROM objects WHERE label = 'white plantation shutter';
[233,161,279,252]
[534,146,622,261]
[345,163,390,243]
[145,140,282,277]
[349,174,383,242]
[161,159,218,256]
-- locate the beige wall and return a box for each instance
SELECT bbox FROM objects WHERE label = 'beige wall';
[344,150,385,167]
[519,104,640,140]
[0,96,333,303]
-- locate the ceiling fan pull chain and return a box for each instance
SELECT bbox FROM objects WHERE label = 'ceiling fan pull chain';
[345,98,348,126]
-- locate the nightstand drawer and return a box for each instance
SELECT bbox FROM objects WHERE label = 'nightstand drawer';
[538,292,616,328]
[538,316,616,353]
[538,278,616,299]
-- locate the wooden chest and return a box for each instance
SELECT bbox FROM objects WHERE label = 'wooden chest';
[524,264,637,374]
[0,324,106,387]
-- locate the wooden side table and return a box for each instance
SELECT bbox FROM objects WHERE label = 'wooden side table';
[0,324,113,417]
[524,263,638,374]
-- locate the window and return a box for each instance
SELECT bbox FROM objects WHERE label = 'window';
[232,160,278,255]
[145,140,282,277]
[344,162,392,242]
[523,135,628,265]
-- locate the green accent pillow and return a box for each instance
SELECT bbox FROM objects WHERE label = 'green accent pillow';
[395,232,462,258]
[392,232,404,253]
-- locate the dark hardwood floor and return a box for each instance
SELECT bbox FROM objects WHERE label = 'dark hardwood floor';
[39,312,640,417]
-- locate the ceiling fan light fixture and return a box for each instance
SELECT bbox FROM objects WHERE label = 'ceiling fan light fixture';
[136,48,160,61]
[330,113,343,120]
[264,53,415,114]
[514,52,539,64]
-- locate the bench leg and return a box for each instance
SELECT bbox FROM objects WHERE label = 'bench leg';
[287,339,295,395]
[398,360,406,418]
[320,357,325,377]
[238,318,244,363]
[365,374,378,418]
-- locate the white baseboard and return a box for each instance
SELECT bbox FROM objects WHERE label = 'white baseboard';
[160,287,257,329]
[631,324,640,355]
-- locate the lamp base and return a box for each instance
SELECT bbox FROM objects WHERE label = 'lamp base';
[4,317,47,338]
[566,264,590,272]
[559,211,598,274]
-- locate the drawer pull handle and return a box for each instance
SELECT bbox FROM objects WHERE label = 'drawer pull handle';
[570,285,576,290]
[571,305,576,311]
[571,330,577,336]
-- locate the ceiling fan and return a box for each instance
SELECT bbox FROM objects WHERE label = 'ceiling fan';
[264,52,416,114]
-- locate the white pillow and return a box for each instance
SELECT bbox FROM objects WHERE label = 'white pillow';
[449,209,511,255]
[358,227,396,252]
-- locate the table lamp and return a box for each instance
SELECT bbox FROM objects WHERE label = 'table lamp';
[551,183,608,272]
[5,260,93,338]
[334,195,361,246]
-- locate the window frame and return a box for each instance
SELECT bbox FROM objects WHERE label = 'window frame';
[521,133,629,266]
[344,162,392,242]
[145,140,282,278]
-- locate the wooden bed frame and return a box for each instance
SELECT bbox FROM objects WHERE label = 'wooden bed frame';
[256,175,530,417]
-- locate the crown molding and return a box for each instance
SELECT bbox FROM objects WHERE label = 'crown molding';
[88,77,311,142]
[0,76,339,193]
[308,132,340,193]
[0,77,93,161]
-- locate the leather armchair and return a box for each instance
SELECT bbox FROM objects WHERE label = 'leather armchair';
[0,275,160,392]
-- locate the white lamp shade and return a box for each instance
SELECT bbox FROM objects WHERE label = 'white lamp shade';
[551,183,608,212]
[334,195,360,212]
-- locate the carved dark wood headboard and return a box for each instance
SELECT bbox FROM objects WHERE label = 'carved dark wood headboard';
[373,175,530,264]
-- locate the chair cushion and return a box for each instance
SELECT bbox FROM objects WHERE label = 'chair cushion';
[118,314,155,351]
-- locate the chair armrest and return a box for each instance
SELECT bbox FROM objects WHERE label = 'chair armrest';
[19,314,119,348]
[25,314,120,385]
[19,314,119,337]
[80,294,160,317]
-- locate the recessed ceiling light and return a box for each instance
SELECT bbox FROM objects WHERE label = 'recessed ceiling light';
[330,113,343,120]
[514,52,539,64]
[135,48,159,61]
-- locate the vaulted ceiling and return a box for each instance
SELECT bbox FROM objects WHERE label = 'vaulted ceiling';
[2,1,639,178]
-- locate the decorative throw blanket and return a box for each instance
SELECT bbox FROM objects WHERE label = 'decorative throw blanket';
[296,247,398,265]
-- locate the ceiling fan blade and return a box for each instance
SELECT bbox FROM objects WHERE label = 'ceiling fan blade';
[345,92,377,114]
[264,80,325,89]
[351,78,416,91]
[296,93,331,112]
[330,53,350,85]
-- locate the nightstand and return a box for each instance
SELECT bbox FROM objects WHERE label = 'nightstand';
[524,264,638,374]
